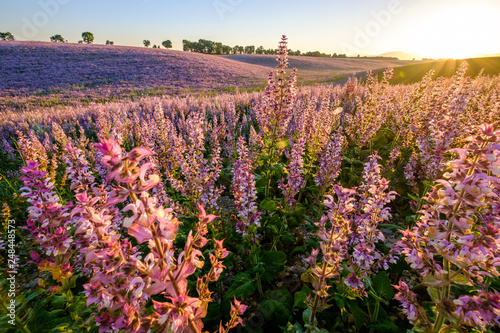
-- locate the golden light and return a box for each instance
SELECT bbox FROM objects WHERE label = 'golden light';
[408,1,500,59]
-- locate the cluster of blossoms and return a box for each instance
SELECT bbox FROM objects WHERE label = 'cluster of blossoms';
[231,137,260,235]
[254,35,297,140]
[395,124,500,331]
[20,136,246,333]
[20,162,74,282]
[315,129,345,192]
[306,153,396,327]
[279,138,306,208]
[164,111,224,209]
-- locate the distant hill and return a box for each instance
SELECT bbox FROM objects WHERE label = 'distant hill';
[379,51,424,60]
[377,57,500,84]
[223,54,416,84]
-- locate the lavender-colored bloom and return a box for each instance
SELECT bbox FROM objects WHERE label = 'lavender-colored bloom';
[231,137,260,234]
[280,138,306,208]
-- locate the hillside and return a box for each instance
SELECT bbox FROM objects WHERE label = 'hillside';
[0,41,271,108]
[379,57,500,84]
[223,54,416,84]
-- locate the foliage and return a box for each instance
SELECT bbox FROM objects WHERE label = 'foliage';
[81,32,94,44]
[50,35,66,43]
[0,32,15,41]
[162,40,172,49]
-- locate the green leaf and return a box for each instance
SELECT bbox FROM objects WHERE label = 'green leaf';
[293,285,312,309]
[290,246,307,259]
[277,139,289,149]
[286,322,304,333]
[260,299,291,326]
[260,199,278,211]
[225,272,256,300]
[282,231,296,244]
[302,307,314,325]
[422,274,448,287]
[346,300,366,329]
[305,238,320,250]
[367,320,399,332]
[373,271,394,300]
[261,251,286,283]
[259,288,292,326]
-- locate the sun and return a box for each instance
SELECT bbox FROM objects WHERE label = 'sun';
[408,1,500,59]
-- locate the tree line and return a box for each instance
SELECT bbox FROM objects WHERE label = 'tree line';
[181,38,349,57]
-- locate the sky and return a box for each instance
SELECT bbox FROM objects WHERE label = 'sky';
[1,0,500,59]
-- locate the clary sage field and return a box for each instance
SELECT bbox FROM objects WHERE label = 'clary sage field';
[1,36,500,333]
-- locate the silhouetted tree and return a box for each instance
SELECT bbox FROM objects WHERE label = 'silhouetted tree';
[162,40,172,48]
[82,32,94,44]
[50,34,66,43]
[244,45,255,54]
[143,40,151,47]
[0,32,15,41]
[105,40,114,45]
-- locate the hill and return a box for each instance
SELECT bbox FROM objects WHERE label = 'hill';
[379,57,500,84]
[222,54,416,84]
[0,41,271,108]
[379,51,424,60]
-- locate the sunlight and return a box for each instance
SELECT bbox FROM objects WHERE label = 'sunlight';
[409,2,500,59]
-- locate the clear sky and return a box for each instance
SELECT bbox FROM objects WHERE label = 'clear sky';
[1,0,500,59]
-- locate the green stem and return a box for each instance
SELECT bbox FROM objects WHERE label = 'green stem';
[369,301,380,333]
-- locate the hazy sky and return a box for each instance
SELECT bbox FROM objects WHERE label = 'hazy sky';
[1,0,500,58]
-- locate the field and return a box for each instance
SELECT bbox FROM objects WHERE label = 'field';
[223,54,415,84]
[379,56,500,84]
[1,37,500,333]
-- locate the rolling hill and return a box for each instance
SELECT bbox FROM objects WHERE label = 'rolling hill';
[378,57,500,84]
[223,54,416,84]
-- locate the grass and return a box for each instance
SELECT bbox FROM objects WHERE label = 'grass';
[379,57,500,84]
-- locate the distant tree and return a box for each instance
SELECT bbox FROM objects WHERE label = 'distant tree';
[182,39,191,51]
[50,34,66,43]
[78,40,83,44]
[244,45,255,54]
[81,32,94,44]
[105,40,114,45]
[215,42,223,54]
[232,45,239,54]
[162,40,172,49]
[222,45,231,54]
[152,45,157,48]
[238,46,244,54]
[0,32,15,41]
[143,40,151,47]
[255,46,264,54]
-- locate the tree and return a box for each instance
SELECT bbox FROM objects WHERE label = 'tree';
[105,40,114,45]
[0,32,15,41]
[162,40,172,49]
[143,40,151,47]
[182,39,191,51]
[256,46,264,54]
[244,45,255,54]
[81,32,94,44]
[50,34,65,43]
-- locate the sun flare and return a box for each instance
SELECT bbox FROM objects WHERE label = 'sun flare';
[408,1,500,59]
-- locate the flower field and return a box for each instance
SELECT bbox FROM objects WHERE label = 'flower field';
[1,36,500,332]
